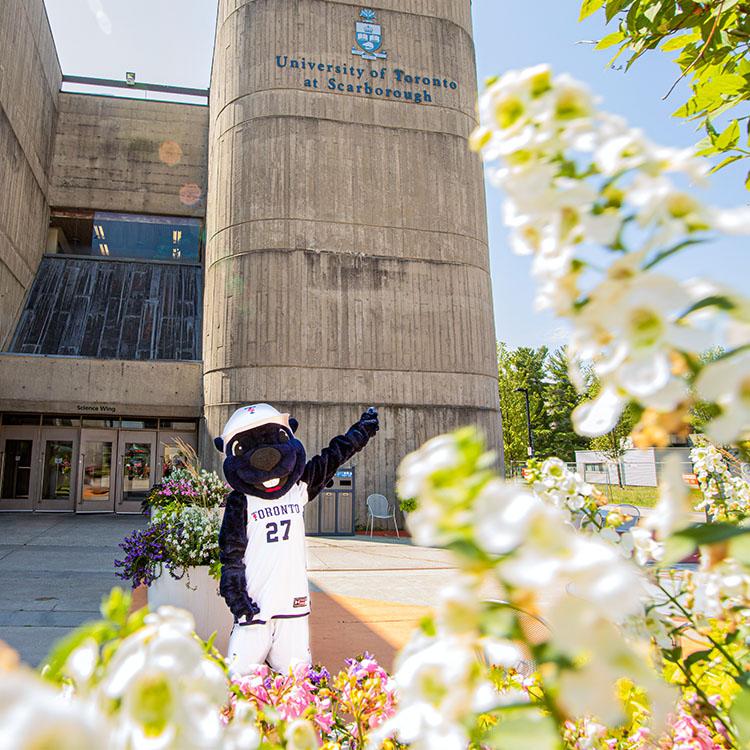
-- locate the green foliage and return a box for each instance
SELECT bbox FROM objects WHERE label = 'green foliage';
[42,587,147,684]
[498,343,591,464]
[581,0,750,185]
[399,496,418,513]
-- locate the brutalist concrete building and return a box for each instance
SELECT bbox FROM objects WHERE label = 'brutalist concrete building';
[0,0,501,527]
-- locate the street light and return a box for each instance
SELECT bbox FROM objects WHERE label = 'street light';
[514,387,534,458]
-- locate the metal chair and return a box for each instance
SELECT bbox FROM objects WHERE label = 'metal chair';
[366,494,399,538]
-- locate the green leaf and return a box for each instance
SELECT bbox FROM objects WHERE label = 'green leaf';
[597,30,626,49]
[685,648,713,671]
[679,295,737,319]
[490,708,561,750]
[731,687,750,747]
[716,119,741,150]
[580,0,605,21]
[643,238,706,269]
[674,522,750,546]
[745,170,750,191]
[100,587,131,627]
[709,154,743,173]
[606,0,631,22]
[662,31,701,52]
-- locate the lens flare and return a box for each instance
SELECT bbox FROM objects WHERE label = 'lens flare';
[180,183,203,207]
[159,140,183,166]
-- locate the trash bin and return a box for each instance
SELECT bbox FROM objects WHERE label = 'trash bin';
[304,467,355,536]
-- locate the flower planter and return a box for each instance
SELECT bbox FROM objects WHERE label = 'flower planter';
[148,565,234,655]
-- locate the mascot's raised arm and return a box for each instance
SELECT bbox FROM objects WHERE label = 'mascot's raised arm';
[214,403,379,675]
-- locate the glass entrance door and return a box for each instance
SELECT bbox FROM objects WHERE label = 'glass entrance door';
[116,431,157,513]
[0,427,39,511]
[77,429,116,512]
[37,428,78,511]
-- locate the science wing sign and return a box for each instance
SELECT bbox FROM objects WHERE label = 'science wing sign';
[352,8,387,60]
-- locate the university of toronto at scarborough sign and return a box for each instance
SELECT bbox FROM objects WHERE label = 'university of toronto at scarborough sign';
[274,7,460,106]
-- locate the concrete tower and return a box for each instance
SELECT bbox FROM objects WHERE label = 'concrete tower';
[204,0,502,522]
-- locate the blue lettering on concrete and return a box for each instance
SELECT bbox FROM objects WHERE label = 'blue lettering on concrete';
[280,55,458,105]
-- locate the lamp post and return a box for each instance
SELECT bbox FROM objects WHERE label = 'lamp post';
[514,387,534,458]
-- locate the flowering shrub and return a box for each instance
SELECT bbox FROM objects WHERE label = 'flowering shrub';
[116,506,222,585]
[1,590,399,750]
[470,65,750,450]
[115,455,228,586]
[372,428,750,749]
[148,467,229,509]
[691,439,750,523]
[225,654,396,746]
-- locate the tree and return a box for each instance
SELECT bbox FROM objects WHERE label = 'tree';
[580,0,750,187]
[498,344,591,466]
[497,343,532,466]
[544,348,592,462]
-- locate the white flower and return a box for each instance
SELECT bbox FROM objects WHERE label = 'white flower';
[64,638,100,689]
[385,636,493,750]
[570,271,703,435]
[647,455,694,540]
[480,638,525,669]
[436,579,482,635]
[572,385,628,437]
[629,175,711,244]
[695,351,750,444]
[532,457,596,517]
[631,527,663,566]
[472,480,548,555]
[594,126,654,176]
[397,435,461,501]
[98,606,228,749]
[0,670,111,750]
[501,518,645,623]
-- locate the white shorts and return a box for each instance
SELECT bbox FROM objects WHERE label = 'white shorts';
[227,616,311,675]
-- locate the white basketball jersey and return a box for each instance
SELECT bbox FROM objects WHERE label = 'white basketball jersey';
[242,482,310,622]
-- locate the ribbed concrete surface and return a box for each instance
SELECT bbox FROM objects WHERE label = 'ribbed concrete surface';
[202,0,503,524]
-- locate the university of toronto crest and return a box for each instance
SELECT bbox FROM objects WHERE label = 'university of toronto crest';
[352,8,387,61]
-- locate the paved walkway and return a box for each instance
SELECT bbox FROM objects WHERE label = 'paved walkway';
[0,513,147,666]
[0,514,458,671]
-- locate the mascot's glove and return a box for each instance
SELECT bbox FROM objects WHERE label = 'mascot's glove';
[230,592,260,623]
[220,568,261,622]
[358,407,380,438]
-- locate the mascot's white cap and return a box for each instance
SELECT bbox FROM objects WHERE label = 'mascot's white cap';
[220,403,290,447]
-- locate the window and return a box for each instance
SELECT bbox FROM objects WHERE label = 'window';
[48,210,201,264]
[158,420,198,432]
[584,463,607,481]
[1,413,41,426]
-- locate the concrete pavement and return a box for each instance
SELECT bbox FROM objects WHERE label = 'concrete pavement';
[0,513,147,667]
[0,514,460,671]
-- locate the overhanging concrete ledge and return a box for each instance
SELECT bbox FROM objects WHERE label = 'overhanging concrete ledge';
[0,355,202,418]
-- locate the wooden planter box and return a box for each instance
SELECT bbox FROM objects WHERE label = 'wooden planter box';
[148,565,234,656]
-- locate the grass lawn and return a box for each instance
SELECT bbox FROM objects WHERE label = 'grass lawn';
[594,484,703,509]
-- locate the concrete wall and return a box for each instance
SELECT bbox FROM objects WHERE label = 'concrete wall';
[49,94,209,218]
[204,0,502,524]
[0,0,61,348]
[0,355,202,418]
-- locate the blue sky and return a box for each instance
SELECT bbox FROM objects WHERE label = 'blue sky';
[43,0,749,349]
